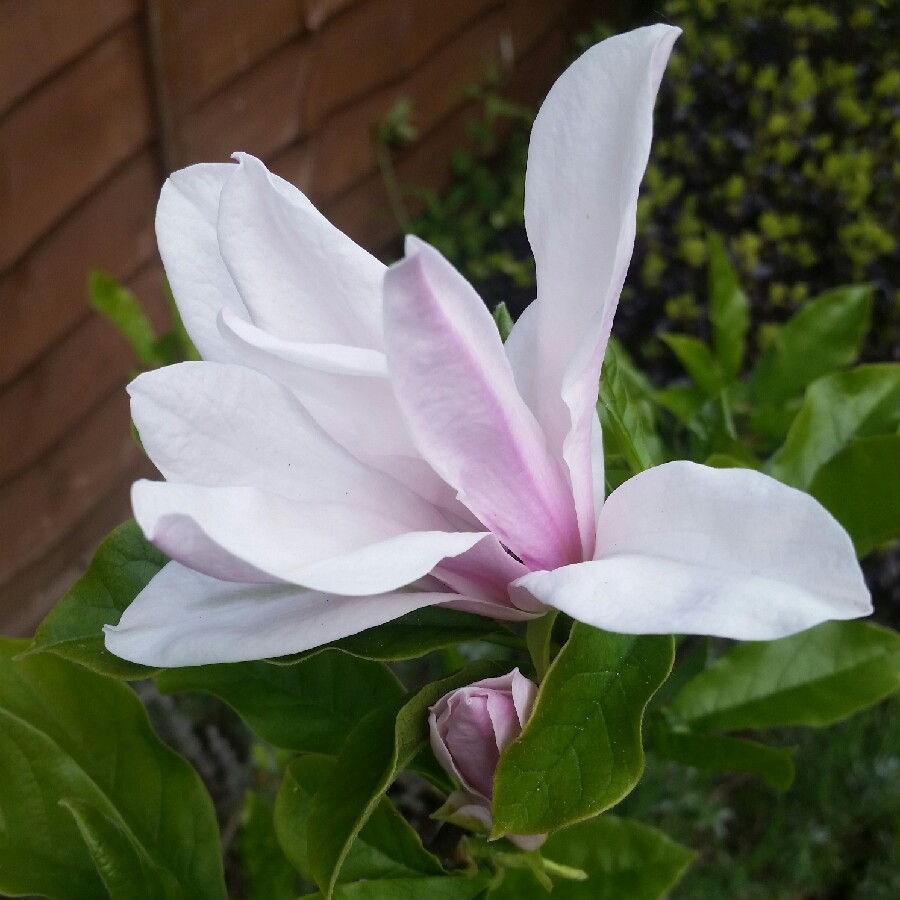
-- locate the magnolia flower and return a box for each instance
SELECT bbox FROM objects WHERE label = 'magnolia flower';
[429,669,543,850]
[105,25,870,666]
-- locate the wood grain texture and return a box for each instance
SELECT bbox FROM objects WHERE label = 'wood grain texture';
[0,22,154,269]
[0,0,138,114]
[0,151,160,387]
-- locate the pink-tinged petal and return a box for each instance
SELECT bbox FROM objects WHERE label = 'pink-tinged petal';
[443,691,500,797]
[515,462,872,640]
[217,153,384,348]
[439,595,537,622]
[509,668,538,728]
[103,561,454,666]
[132,480,489,596]
[129,360,456,528]
[156,163,247,362]
[217,308,465,517]
[384,238,581,570]
[433,537,529,604]
[514,25,680,555]
[485,690,520,751]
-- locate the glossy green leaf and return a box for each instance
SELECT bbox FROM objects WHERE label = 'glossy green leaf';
[0,639,225,899]
[238,791,297,900]
[750,284,872,406]
[62,799,183,900]
[275,755,443,885]
[670,621,900,732]
[767,364,900,489]
[492,301,514,341]
[655,383,707,426]
[90,269,161,368]
[28,520,164,680]
[599,338,666,473]
[488,816,694,900]
[708,233,750,381]
[268,607,515,665]
[809,435,900,556]
[308,661,503,897]
[649,723,795,790]
[660,333,722,396]
[307,876,489,900]
[156,651,404,753]
[525,611,558,682]
[492,626,674,837]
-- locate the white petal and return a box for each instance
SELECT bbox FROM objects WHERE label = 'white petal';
[128,360,452,526]
[216,309,463,515]
[217,153,384,348]
[515,462,871,640]
[155,162,247,362]
[515,25,680,555]
[104,561,453,665]
[132,480,488,596]
[384,238,581,570]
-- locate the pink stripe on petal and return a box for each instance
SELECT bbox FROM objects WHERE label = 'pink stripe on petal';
[384,239,581,570]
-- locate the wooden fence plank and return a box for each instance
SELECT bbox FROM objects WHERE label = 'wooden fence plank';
[0,387,139,587]
[0,261,167,484]
[0,150,160,387]
[0,461,147,637]
[305,0,415,128]
[0,0,138,114]
[180,38,316,164]
[290,6,510,206]
[149,0,306,112]
[0,22,153,269]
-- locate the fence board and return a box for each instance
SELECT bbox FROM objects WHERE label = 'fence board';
[0,0,138,114]
[305,0,415,127]
[0,387,139,586]
[0,261,167,484]
[0,22,153,269]
[180,38,316,163]
[0,462,148,637]
[0,150,160,387]
[149,0,306,112]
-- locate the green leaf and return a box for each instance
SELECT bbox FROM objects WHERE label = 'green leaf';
[526,611,559,682]
[0,639,225,899]
[275,755,443,885]
[808,435,900,556]
[238,791,297,900]
[670,621,900,732]
[492,301,514,342]
[488,816,694,900]
[269,606,516,665]
[649,723,795,790]
[599,339,666,473]
[155,651,404,754]
[307,661,502,896]
[659,333,722,396]
[749,284,872,406]
[655,384,707,426]
[90,269,162,368]
[708,233,750,381]
[28,520,164,679]
[492,626,674,836]
[61,799,183,900]
[307,876,489,900]
[767,364,900,489]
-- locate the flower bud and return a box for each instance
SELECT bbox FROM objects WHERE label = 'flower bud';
[428,668,544,849]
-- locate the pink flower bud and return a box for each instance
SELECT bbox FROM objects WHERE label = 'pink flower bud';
[428,668,544,849]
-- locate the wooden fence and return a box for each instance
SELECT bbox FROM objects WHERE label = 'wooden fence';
[0,0,595,634]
